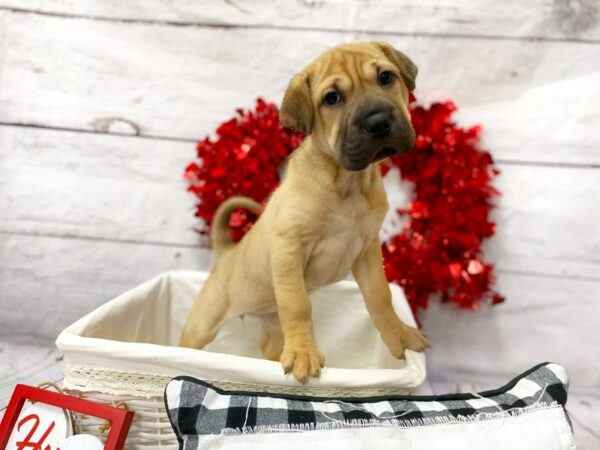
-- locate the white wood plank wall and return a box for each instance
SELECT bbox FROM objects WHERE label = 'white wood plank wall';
[0,0,598,416]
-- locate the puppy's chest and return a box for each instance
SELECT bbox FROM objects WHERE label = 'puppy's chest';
[304,198,385,288]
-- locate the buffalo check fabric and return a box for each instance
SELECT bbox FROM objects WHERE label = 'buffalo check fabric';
[165,363,573,450]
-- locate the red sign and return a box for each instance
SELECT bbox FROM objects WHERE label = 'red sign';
[0,385,134,450]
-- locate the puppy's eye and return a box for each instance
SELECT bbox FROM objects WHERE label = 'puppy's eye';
[379,70,394,86]
[323,91,342,106]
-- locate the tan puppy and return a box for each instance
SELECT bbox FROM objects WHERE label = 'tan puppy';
[180,41,430,383]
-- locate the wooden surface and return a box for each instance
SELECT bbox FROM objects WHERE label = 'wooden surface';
[0,341,63,414]
[1,0,599,41]
[1,7,600,165]
[0,1,598,446]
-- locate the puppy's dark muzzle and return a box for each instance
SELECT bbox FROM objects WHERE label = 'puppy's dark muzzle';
[361,111,392,138]
[339,102,415,171]
[360,108,414,156]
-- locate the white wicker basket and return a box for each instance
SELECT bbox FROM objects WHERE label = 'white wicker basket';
[56,271,426,449]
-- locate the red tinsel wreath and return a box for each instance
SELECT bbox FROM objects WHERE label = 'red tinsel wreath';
[184,98,504,318]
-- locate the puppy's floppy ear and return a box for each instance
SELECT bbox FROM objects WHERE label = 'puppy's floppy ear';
[279,71,313,134]
[375,42,418,91]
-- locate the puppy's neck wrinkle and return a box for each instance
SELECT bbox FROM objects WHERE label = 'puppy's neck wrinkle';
[293,137,376,198]
[335,164,375,198]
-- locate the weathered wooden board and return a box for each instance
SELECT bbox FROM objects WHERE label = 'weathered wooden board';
[2,125,599,279]
[421,270,600,391]
[485,164,600,280]
[0,125,201,248]
[455,70,600,167]
[0,340,64,414]
[0,233,212,341]
[1,0,598,41]
[568,394,600,450]
[1,10,599,165]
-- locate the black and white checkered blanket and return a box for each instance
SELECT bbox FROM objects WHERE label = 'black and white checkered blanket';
[165,362,569,449]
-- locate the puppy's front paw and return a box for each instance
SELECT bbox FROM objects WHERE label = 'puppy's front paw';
[280,340,325,384]
[381,324,430,359]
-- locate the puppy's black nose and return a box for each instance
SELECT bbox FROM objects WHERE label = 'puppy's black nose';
[361,111,392,138]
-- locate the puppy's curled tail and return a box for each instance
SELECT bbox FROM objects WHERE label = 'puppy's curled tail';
[211,196,262,255]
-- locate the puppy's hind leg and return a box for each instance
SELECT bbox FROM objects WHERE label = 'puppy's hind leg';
[260,313,284,361]
[179,275,229,349]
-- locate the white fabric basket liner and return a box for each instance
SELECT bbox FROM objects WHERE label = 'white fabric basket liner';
[57,270,425,396]
[56,271,425,448]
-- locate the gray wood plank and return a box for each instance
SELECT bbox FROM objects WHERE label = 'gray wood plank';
[0,339,64,415]
[568,393,600,450]
[0,125,201,248]
[422,271,600,391]
[1,10,599,165]
[0,0,598,41]
[0,233,212,342]
[485,164,600,280]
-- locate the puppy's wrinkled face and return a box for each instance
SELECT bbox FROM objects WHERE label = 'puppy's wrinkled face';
[280,42,417,171]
